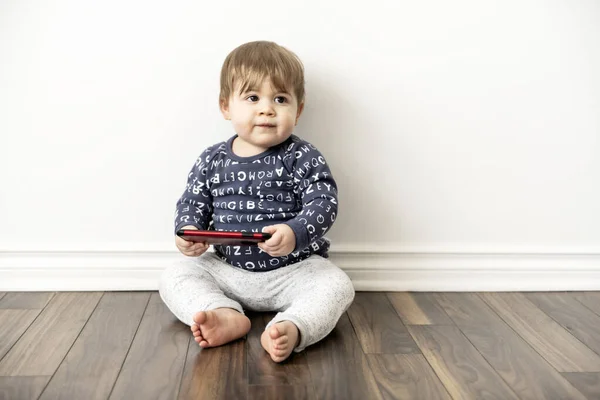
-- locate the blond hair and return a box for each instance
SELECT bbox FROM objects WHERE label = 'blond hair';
[219,41,305,105]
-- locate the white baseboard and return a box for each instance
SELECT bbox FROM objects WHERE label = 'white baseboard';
[1,250,600,291]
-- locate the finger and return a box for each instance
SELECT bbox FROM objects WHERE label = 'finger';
[177,245,191,254]
[190,246,207,255]
[261,225,277,234]
[264,245,284,257]
[196,246,208,255]
[185,242,205,252]
[266,232,282,247]
[175,238,190,247]
[261,239,279,249]
[257,243,271,254]
[186,248,204,257]
[257,243,272,254]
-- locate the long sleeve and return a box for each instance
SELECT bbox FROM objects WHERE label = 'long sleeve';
[284,146,338,251]
[174,155,213,233]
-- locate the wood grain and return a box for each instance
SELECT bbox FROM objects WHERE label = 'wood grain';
[38,292,150,400]
[0,376,50,400]
[387,292,453,325]
[247,385,316,400]
[246,312,312,386]
[0,309,40,362]
[0,292,54,309]
[178,334,248,399]
[562,372,600,400]
[366,354,451,400]
[109,293,191,400]
[573,292,600,316]
[347,292,419,354]
[0,292,103,376]
[527,293,600,357]
[306,313,383,400]
[481,292,600,372]
[408,325,519,399]
[436,293,587,399]
[2,290,600,398]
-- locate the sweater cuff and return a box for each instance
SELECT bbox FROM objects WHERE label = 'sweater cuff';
[174,221,204,235]
[284,219,310,252]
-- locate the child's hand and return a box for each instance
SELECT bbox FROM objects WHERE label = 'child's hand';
[175,225,210,257]
[258,224,296,257]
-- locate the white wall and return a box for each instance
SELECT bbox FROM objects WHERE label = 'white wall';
[1,0,599,289]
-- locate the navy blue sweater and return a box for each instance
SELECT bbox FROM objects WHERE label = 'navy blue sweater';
[175,135,338,271]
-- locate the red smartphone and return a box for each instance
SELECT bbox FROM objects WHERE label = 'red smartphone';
[176,230,272,245]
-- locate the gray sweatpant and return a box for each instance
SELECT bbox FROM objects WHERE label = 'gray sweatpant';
[158,252,355,352]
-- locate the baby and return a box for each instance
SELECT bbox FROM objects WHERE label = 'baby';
[159,41,355,362]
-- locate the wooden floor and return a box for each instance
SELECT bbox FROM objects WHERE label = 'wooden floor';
[1,292,600,399]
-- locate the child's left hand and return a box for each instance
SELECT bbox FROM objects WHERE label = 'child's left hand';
[258,224,296,257]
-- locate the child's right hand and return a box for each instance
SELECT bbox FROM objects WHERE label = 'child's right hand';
[175,225,210,257]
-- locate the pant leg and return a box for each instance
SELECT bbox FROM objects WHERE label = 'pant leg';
[158,253,244,326]
[264,255,355,352]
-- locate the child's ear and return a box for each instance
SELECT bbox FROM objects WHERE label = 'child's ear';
[295,102,305,125]
[220,98,231,120]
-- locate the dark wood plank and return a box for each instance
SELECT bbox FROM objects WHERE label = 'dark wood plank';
[0,376,50,400]
[247,385,316,400]
[435,293,587,400]
[0,309,41,361]
[347,292,419,354]
[0,292,54,309]
[562,372,600,399]
[572,292,600,316]
[366,354,451,400]
[109,293,191,400]
[527,293,600,357]
[39,292,150,400]
[246,312,312,385]
[481,292,600,372]
[408,325,519,399]
[387,292,453,325]
[305,313,383,400]
[178,334,248,399]
[0,292,103,376]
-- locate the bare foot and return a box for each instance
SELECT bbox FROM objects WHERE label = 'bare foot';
[260,321,300,363]
[190,308,251,348]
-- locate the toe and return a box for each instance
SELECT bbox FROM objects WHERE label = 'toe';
[268,325,281,340]
[275,348,287,356]
[275,336,288,345]
[271,353,286,363]
[193,311,207,325]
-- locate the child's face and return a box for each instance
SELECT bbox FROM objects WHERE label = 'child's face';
[220,78,304,155]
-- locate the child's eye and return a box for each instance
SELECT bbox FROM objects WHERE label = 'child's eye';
[274,96,287,104]
[246,95,259,102]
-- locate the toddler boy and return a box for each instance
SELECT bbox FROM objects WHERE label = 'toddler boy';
[159,41,355,362]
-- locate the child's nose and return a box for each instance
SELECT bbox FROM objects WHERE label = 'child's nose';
[258,102,275,116]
